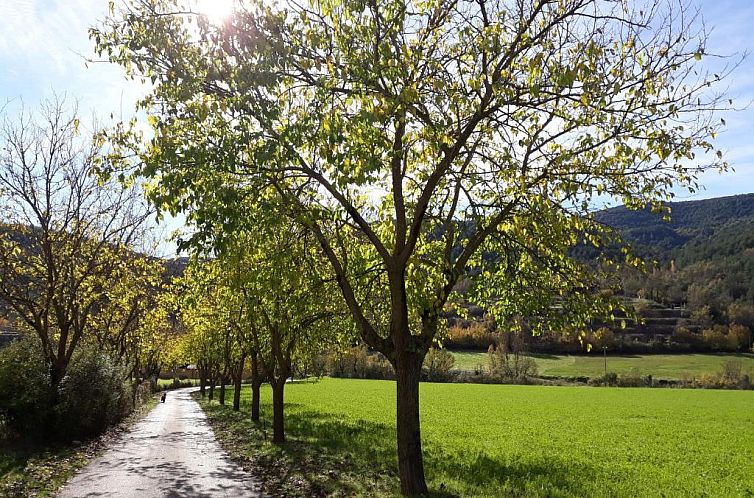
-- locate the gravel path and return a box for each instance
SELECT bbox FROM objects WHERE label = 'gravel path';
[58,388,262,498]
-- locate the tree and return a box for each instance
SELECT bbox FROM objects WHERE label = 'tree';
[222,223,346,443]
[728,302,754,330]
[94,0,730,492]
[0,98,154,394]
[133,288,184,392]
[176,260,238,401]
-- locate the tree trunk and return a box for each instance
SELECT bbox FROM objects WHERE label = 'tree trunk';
[271,380,285,443]
[395,354,427,496]
[250,353,261,422]
[385,265,429,496]
[219,377,226,405]
[199,371,206,397]
[49,360,67,392]
[233,374,242,411]
[209,378,216,401]
[251,381,261,422]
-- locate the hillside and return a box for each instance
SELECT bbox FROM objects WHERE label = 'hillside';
[595,193,754,307]
[596,193,754,258]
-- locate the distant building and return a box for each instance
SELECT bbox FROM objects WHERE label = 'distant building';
[0,327,22,348]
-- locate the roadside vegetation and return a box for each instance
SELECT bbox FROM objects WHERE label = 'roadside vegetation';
[201,377,754,497]
[0,395,159,498]
[0,101,183,494]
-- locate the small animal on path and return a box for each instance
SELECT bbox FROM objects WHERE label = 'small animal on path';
[161,392,166,403]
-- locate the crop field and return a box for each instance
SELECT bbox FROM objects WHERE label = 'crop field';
[200,377,754,497]
[451,351,754,380]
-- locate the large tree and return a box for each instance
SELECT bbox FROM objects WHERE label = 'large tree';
[0,98,155,393]
[94,0,730,493]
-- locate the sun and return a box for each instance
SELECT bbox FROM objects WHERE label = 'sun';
[195,0,236,24]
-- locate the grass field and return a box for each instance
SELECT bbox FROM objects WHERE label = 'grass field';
[199,378,754,497]
[156,378,200,388]
[451,351,754,380]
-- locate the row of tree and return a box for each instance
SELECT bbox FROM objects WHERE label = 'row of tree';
[0,99,188,440]
[171,223,347,442]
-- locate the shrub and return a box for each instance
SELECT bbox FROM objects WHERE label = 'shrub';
[0,337,52,436]
[672,326,699,345]
[728,324,751,351]
[363,353,394,379]
[0,338,137,441]
[325,346,394,379]
[589,371,618,386]
[487,343,538,380]
[691,305,714,329]
[701,326,734,351]
[305,353,328,378]
[158,378,195,391]
[617,368,652,387]
[728,302,754,329]
[54,346,134,439]
[325,345,369,377]
[445,319,498,349]
[422,348,455,381]
[720,359,743,384]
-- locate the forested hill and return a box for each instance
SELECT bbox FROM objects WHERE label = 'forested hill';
[595,193,754,311]
[596,193,754,259]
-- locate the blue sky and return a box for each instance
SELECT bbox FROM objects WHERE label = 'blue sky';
[1,0,752,241]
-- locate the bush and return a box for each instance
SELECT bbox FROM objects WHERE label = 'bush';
[0,337,52,435]
[720,359,743,384]
[54,346,134,439]
[681,360,753,390]
[487,343,538,380]
[589,371,618,386]
[617,368,653,387]
[363,353,394,379]
[422,348,455,381]
[728,324,751,351]
[701,325,736,351]
[672,326,700,346]
[325,346,394,380]
[325,345,369,377]
[158,378,195,391]
[0,338,138,441]
[445,320,498,349]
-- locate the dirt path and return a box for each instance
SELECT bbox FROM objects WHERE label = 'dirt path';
[58,388,262,497]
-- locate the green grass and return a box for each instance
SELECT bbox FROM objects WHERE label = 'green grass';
[0,441,95,497]
[199,377,754,497]
[156,378,200,388]
[451,351,754,380]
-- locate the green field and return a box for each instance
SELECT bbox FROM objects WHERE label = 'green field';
[156,378,200,388]
[199,377,754,497]
[451,351,754,380]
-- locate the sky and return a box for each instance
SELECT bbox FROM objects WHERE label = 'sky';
[1,0,753,253]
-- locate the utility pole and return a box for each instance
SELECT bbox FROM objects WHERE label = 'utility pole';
[603,346,608,375]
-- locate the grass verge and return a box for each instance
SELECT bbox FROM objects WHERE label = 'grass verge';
[0,394,160,497]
